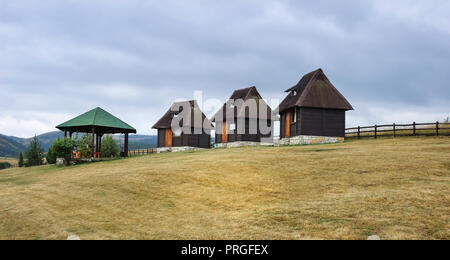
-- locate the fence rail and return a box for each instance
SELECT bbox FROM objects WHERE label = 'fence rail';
[345,121,450,139]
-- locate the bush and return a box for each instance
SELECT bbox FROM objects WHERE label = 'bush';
[0,162,11,170]
[77,134,93,158]
[48,138,76,165]
[25,136,44,167]
[101,135,119,158]
[46,146,56,164]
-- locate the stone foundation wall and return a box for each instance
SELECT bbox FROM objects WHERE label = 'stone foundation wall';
[274,135,344,146]
[157,146,205,153]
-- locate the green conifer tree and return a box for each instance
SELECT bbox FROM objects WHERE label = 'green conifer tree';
[25,135,44,167]
[18,152,24,167]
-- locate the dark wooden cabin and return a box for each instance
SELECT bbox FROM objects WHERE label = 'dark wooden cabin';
[278,69,353,139]
[152,100,212,149]
[212,86,276,144]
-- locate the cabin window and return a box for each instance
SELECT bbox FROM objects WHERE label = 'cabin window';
[229,123,236,131]
[293,110,297,123]
[292,90,297,96]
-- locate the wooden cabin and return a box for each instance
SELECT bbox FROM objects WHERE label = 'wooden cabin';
[212,86,276,144]
[152,100,212,149]
[278,69,353,139]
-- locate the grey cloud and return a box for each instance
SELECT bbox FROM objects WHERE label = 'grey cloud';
[0,0,449,137]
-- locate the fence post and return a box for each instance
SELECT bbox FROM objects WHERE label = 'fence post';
[357,126,360,139]
[413,122,416,136]
[374,125,377,139]
[393,123,396,138]
[436,121,439,136]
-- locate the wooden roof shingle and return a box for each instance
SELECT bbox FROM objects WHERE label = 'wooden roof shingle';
[278,68,353,112]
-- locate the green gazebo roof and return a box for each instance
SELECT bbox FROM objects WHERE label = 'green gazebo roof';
[56,107,137,133]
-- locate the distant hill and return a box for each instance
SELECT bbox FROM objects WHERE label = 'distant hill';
[19,131,65,152]
[0,134,26,157]
[0,131,158,157]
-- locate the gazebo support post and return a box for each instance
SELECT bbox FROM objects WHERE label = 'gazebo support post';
[99,134,102,157]
[64,131,67,139]
[124,133,129,157]
[91,128,95,159]
[95,134,99,154]
[69,132,73,140]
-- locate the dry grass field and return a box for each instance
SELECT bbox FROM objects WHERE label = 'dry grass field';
[0,137,449,240]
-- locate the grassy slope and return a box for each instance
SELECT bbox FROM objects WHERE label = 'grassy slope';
[0,157,18,162]
[0,137,448,240]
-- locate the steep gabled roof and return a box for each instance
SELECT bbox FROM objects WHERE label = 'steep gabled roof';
[56,107,136,133]
[278,68,353,112]
[211,86,278,122]
[152,100,213,129]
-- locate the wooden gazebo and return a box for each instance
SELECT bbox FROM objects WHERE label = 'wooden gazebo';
[56,107,137,158]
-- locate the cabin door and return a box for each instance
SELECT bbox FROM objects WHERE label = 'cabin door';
[221,123,228,143]
[285,111,291,137]
[164,129,173,147]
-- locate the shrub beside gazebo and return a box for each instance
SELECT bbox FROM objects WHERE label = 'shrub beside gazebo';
[56,107,137,159]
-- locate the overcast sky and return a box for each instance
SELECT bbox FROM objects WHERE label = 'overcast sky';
[1,0,449,137]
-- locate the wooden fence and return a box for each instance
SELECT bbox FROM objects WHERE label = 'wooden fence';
[345,121,450,139]
[126,148,158,157]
